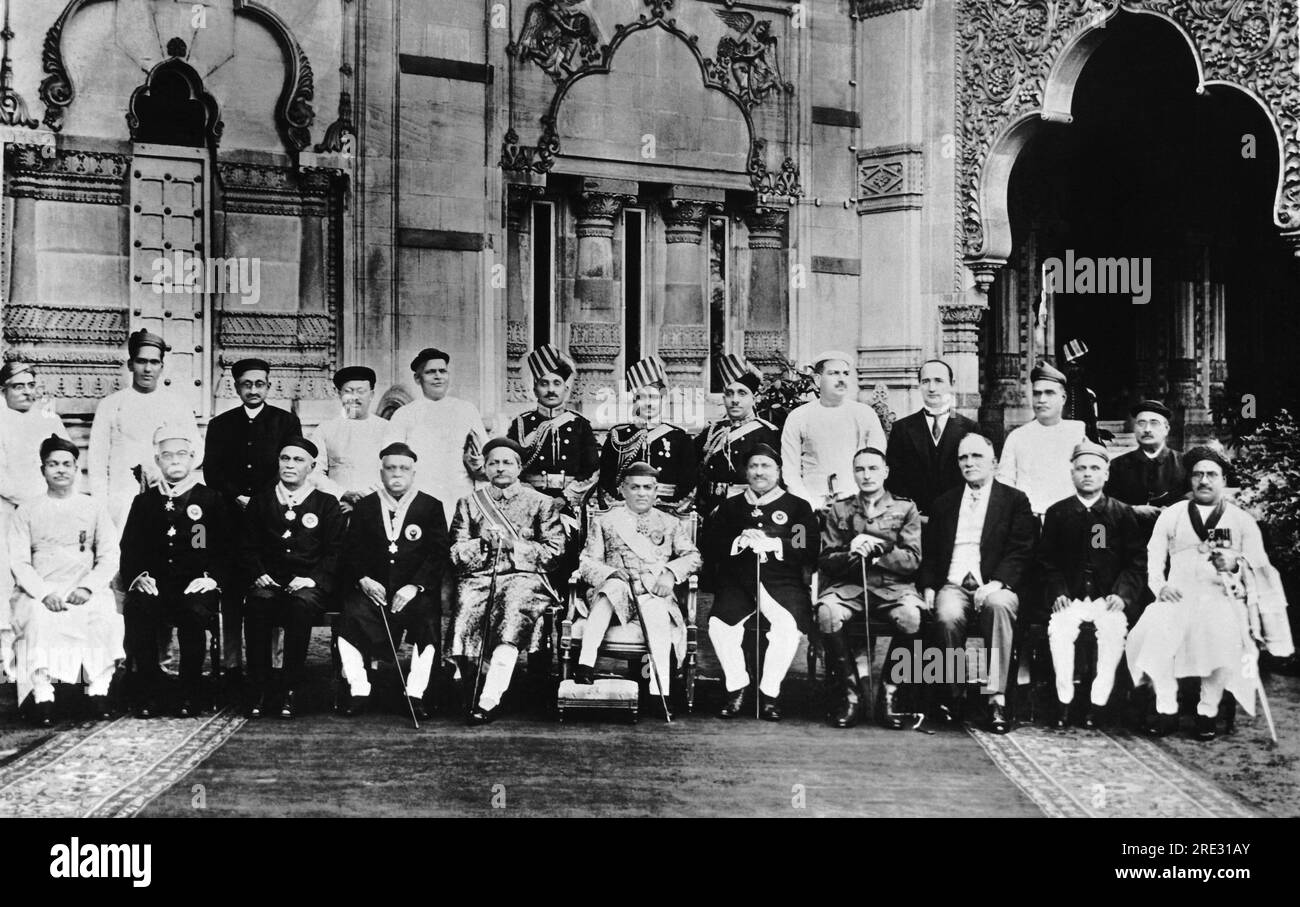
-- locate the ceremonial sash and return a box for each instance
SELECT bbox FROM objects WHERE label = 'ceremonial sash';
[1188,499,1226,542]
[472,486,560,601]
[606,505,669,566]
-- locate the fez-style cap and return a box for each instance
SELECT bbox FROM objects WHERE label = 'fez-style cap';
[718,353,761,394]
[746,442,782,468]
[811,350,854,371]
[1130,399,1172,421]
[379,441,418,461]
[128,329,168,358]
[621,461,660,480]
[1062,338,1090,363]
[526,344,574,382]
[232,358,271,380]
[1030,360,1067,386]
[1183,445,1230,475]
[0,361,33,385]
[152,423,195,447]
[625,355,667,391]
[280,436,318,459]
[1071,440,1110,463]
[40,434,79,461]
[334,366,377,389]
[483,437,525,461]
[410,348,450,373]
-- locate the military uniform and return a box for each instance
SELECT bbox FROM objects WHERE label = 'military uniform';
[599,422,697,509]
[694,417,779,516]
[817,491,924,629]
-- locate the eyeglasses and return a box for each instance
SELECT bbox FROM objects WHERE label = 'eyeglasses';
[237,380,269,390]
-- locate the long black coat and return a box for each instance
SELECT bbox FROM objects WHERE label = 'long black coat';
[707,490,819,632]
[340,490,449,596]
[203,404,302,502]
[919,480,1038,593]
[241,487,345,593]
[1036,494,1147,619]
[119,482,233,591]
[884,409,979,517]
[1105,446,1189,511]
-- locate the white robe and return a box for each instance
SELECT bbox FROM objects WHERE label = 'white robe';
[995,419,1087,516]
[0,405,71,626]
[779,399,885,507]
[1126,500,1269,714]
[8,494,124,703]
[87,386,199,528]
[309,415,390,499]
[385,396,486,522]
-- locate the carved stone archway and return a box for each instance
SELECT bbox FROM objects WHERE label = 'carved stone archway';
[959,0,1300,293]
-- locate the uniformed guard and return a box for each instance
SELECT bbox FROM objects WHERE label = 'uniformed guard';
[598,355,697,513]
[694,353,778,518]
[817,447,925,729]
[240,437,345,719]
[707,443,819,720]
[337,442,449,719]
[119,424,233,717]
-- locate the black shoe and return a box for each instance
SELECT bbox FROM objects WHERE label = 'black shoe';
[1193,714,1217,741]
[467,704,497,725]
[406,695,429,722]
[1081,703,1103,730]
[759,693,782,722]
[717,686,747,719]
[342,693,368,717]
[1048,700,1070,730]
[573,663,596,685]
[134,699,158,720]
[247,691,266,720]
[1145,712,1177,737]
[176,698,196,719]
[988,701,1010,734]
[87,695,112,721]
[879,685,905,730]
[32,700,54,728]
[823,629,862,729]
[279,690,296,720]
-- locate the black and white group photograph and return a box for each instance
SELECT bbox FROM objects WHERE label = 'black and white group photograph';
[0,0,1297,880]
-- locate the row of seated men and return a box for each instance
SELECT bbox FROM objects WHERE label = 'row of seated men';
[0,333,1286,737]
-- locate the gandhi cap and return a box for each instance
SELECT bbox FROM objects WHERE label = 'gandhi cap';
[1030,360,1067,386]
[1071,440,1110,463]
[334,366,376,389]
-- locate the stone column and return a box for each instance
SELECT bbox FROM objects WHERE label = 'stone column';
[505,184,539,404]
[568,178,634,413]
[940,302,987,416]
[742,205,789,375]
[658,187,720,398]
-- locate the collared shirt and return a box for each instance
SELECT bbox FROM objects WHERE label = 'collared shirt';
[243,404,264,421]
[948,481,992,585]
[924,409,950,445]
[1075,493,1102,511]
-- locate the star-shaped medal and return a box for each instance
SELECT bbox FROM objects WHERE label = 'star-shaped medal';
[750,506,763,518]
[164,500,175,512]
[388,542,398,554]
[282,529,292,539]
[166,526,177,537]
[285,509,296,521]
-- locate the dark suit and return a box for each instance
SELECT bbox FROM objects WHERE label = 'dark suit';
[921,480,1038,695]
[203,404,303,504]
[885,410,978,517]
[1105,446,1189,527]
[119,482,232,695]
[338,490,449,656]
[240,486,344,690]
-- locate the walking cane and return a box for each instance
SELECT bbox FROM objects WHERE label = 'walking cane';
[624,578,672,723]
[469,535,502,718]
[377,599,420,730]
[859,551,875,707]
[754,549,766,719]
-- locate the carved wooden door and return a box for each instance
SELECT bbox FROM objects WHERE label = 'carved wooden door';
[129,143,212,418]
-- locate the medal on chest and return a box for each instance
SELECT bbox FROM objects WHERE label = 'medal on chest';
[389,542,399,554]
[167,526,177,538]
[285,509,296,522]
[164,499,175,512]
[750,506,763,518]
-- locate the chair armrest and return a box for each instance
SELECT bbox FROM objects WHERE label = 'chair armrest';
[686,575,698,624]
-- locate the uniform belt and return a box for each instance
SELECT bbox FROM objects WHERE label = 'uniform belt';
[526,473,573,490]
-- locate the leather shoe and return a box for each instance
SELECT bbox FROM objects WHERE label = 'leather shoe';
[1081,703,1103,730]
[879,685,905,730]
[1145,712,1178,737]
[32,700,54,728]
[717,686,747,719]
[342,693,368,717]
[87,695,112,720]
[176,698,196,719]
[1193,714,1217,741]
[988,701,1010,734]
[1048,700,1070,730]
[135,699,158,720]
[247,692,266,719]
[406,695,429,721]
[573,664,596,685]
[759,693,781,722]
[468,704,497,725]
[279,690,297,720]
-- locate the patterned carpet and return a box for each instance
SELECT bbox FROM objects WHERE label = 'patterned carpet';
[0,709,245,818]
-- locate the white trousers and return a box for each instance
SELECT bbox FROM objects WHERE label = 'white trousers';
[31,663,116,703]
[577,595,674,695]
[708,586,801,698]
[338,636,435,698]
[1048,599,1128,706]
[1150,666,1228,718]
[478,643,518,711]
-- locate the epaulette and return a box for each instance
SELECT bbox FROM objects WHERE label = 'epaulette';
[756,417,777,430]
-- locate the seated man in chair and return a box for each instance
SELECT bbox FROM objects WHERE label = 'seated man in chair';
[817,446,924,730]
[573,462,701,700]
[449,437,565,724]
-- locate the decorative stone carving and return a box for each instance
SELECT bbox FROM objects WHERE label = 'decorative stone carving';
[315,67,355,155]
[569,321,622,363]
[856,144,924,214]
[4,144,127,205]
[939,303,986,355]
[853,0,925,17]
[743,205,787,250]
[662,199,713,244]
[575,191,631,239]
[865,383,898,436]
[514,0,603,83]
[217,162,331,216]
[506,319,531,403]
[2,304,128,346]
[0,2,36,128]
[959,0,1300,275]
[743,329,789,372]
[126,50,224,149]
[750,139,802,199]
[705,8,793,109]
[215,311,336,400]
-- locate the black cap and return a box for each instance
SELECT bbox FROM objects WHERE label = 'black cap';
[621,461,660,479]
[39,434,79,461]
[280,436,318,459]
[379,441,418,461]
[1129,399,1172,421]
[128,329,168,358]
[1182,445,1230,476]
[334,366,377,389]
[232,358,271,380]
[482,437,525,461]
[410,348,451,372]
[746,442,781,468]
